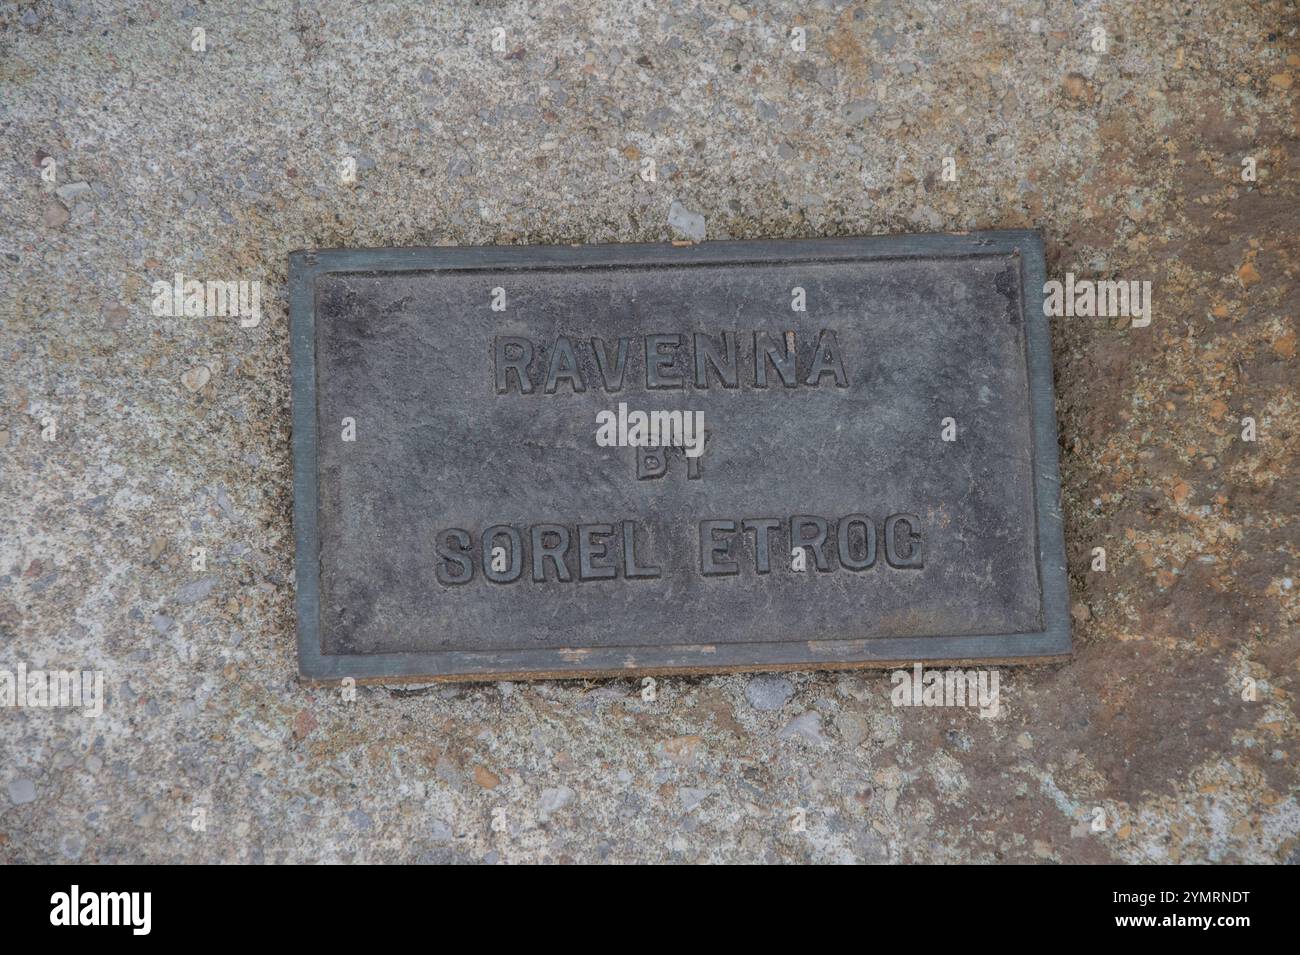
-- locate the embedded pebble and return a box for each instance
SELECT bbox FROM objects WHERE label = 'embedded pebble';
[745,675,794,711]
[181,365,211,391]
[667,200,705,241]
[174,576,218,604]
[778,713,828,745]
[538,786,575,821]
[8,778,37,805]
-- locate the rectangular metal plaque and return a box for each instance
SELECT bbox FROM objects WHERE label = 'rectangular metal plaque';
[291,233,1069,682]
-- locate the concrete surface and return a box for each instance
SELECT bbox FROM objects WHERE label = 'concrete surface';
[1,0,1296,863]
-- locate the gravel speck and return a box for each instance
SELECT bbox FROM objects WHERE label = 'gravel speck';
[746,675,794,711]
[845,99,878,124]
[55,181,92,203]
[538,786,575,822]
[8,778,37,805]
[680,787,709,812]
[174,576,219,604]
[667,200,706,241]
[778,713,828,746]
[430,819,453,842]
[42,202,69,228]
[181,365,210,392]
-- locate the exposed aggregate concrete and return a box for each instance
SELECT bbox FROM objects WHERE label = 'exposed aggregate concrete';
[1,0,1296,863]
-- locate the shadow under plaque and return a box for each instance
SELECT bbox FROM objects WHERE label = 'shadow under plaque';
[290,233,1070,682]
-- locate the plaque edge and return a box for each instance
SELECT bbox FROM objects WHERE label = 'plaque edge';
[289,233,1072,683]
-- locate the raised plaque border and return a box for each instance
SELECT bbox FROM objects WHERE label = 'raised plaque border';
[290,232,1070,683]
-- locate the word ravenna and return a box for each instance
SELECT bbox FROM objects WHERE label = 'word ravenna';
[494,330,849,393]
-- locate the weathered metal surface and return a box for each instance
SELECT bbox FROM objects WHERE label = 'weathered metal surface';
[291,234,1069,681]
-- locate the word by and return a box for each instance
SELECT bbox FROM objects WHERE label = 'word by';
[595,403,705,458]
